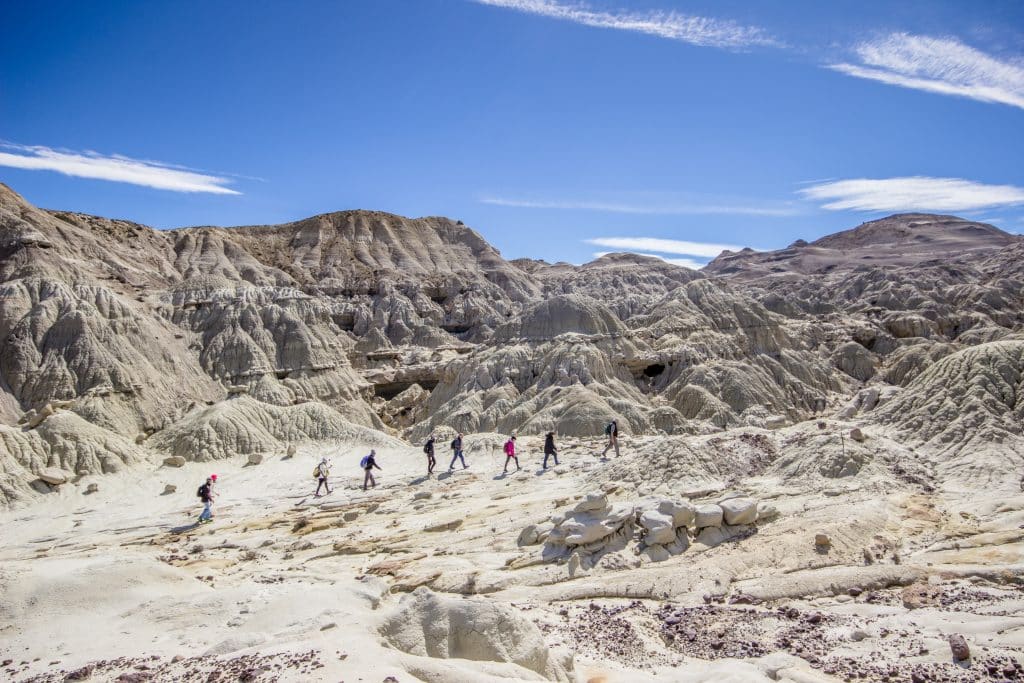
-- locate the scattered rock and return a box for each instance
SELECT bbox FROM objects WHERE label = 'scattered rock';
[162,484,177,495]
[247,452,264,465]
[413,491,432,501]
[814,533,831,547]
[849,427,866,442]
[163,456,186,468]
[85,483,99,494]
[948,633,970,661]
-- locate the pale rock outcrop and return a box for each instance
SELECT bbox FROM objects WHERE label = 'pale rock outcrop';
[380,587,572,682]
[38,467,71,485]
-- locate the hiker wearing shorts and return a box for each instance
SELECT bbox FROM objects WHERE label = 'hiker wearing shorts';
[601,420,621,458]
[362,449,381,491]
[423,436,436,475]
[314,458,331,496]
[503,435,520,473]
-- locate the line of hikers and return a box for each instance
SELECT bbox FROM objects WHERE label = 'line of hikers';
[196,420,621,522]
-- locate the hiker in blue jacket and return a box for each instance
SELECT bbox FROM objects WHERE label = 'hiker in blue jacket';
[361,449,381,490]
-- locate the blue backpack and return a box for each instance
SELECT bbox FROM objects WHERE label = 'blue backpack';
[360,455,370,468]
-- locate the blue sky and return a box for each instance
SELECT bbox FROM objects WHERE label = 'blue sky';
[2,0,1023,267]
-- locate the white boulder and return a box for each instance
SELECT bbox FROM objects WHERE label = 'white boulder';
[719,497,758,525]
[639,510,676,546]
[695,504,724,528]
[574,492,609,513]
[38,467,70,485]
[656,499,696,528]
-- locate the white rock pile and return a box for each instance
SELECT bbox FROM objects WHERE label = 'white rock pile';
[520,491,762,568]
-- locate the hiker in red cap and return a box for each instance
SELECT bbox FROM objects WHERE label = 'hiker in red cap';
[197,475,217,524]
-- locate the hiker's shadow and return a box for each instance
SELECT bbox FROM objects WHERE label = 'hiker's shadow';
[170,523,200,534]
[493,473,509,481]
[437,471,453,481]
[409,475,431,485]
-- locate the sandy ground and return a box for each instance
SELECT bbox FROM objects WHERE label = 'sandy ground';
[3,431,1024,682]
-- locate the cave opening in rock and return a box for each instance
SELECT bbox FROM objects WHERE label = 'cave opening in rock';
[374,379,439,401]
[643,363,666,378]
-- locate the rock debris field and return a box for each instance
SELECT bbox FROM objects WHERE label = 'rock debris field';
[2,183,1024,681]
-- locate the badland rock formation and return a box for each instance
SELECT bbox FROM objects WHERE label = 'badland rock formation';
[2,183,1023,504]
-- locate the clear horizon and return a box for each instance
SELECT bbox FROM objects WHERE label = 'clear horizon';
[2,0,1023,267]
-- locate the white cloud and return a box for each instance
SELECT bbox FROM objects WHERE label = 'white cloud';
[593,250,705,269]
[830,33,1024,109]
[480,196,798,217]
[472,0,778,49]
[800,176,1024,213]
[587,236,745,258]
[0,143,242,194]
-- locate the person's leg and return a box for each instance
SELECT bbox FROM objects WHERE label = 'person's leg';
[602,440,611,457]
[315,478,324,495]
[363,470,369,490]
[449,453,457,470]
[503,456,509,473]
[614,438,621,457]
[369,472,376,488]
[460,450,467,468]
[554,452,559,465]
[514,456,520,471]
[543,453,549,469]
[199,501,212,521]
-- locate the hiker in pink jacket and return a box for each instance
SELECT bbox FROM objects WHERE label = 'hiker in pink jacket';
[502,434,520,473]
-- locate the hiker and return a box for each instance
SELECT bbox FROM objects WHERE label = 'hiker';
[423,435,436,475]
[503,434,520,473]
[197,474,217,523]
[361,449,381,490]
[601,419,621,458]
[449,433,467,470]
[543,431,559,469]
[314,457,331,496]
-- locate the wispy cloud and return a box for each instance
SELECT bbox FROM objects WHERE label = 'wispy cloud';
[472,0,778,49]
[587,236,746,259]
[480,196,799,217]
[830,33,1024,110]
[592,250,705,269]
[0,142,242,194]
[800,177,1024,212]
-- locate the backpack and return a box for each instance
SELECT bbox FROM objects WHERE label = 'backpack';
[196,483,209,499]
[423,442,431,454]
[312,466,321,479]
[360,455,370,468]
[604,423,612,436]
[450,438,458,450]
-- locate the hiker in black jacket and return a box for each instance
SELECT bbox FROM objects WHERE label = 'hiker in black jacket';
[543,431,559,469]
[423,435,436,475]
[601,420,621,458]
[449,433,467,469]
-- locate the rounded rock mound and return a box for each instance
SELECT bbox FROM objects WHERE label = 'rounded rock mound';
[496,294,624,341]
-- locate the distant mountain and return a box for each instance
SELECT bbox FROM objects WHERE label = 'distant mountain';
[704,213,1020,280]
